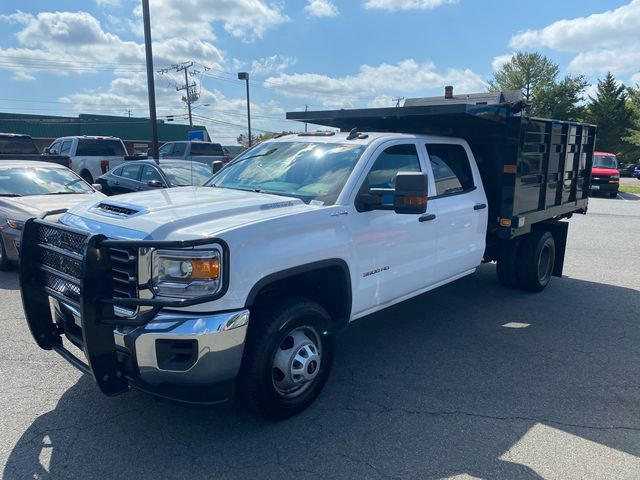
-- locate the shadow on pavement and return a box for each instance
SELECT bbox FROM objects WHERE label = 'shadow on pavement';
[4,265,640,479]
[0,269,19,291]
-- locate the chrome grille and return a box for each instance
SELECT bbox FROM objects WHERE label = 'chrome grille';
[37,224,87,255]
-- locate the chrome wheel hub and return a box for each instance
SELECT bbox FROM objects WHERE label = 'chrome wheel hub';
[272,327,322,398]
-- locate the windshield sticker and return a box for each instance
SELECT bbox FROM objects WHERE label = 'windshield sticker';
[261,201,295,210]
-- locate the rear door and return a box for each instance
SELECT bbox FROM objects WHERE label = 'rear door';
[424,142,487,282]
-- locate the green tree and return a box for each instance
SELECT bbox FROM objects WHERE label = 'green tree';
[534,75,589,121]
[623,84,640,161]
[586,72,633,155]
[488,52,587,120]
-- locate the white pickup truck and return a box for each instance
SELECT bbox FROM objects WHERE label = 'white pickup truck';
[20,94,596,418]
[43,136,129,184]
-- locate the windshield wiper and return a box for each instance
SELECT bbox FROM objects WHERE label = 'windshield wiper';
[43,191,83,195]
[0,193,22,197]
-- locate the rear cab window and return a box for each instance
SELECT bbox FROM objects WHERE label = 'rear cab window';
[425,143,475,197]
[191,142,224,156]
[76,139,126,156]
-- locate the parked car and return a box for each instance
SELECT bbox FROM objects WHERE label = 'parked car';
[634,165,640,180]
[618,162,638,177]
[96,159,212,195]
[0,161,104,269]
[43,135,131,184]
[590,151,620,198]
[0,133,71,167]
[159,141,230,167]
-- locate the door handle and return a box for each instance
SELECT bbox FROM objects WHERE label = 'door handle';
[419,213,437,222]
[473,203,487,210]
[114,181,119,186]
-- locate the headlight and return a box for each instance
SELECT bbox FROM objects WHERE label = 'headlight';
[152,249,223,298]
[6,219,25,230]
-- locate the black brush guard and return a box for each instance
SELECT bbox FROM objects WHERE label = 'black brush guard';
[19,216,228,396]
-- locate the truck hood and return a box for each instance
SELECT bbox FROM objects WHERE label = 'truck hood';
[62,186,312,240]
[591,167,619,176]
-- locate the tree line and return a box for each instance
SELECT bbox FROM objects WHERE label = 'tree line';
[490,52,640,162]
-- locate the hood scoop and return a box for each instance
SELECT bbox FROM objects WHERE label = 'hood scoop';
[94,202,141,217]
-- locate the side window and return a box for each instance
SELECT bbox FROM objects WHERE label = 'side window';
[60,141,72,155]
[366,144,421,189]
[426,144,475,197]
[120,164,142,181]
[158,143,173,156]
[112,167,123,177]
[141,165,164,183]
[48,142,61,154]
[172,143,186,156]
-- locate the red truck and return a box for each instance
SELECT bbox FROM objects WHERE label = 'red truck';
[590,151,620,198]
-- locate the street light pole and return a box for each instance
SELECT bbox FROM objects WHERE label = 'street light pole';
[238,72,252,147]
[141,0,159,163]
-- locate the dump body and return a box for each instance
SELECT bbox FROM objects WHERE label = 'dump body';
[287,100,596,240]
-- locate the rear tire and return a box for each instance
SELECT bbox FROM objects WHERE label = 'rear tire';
[496,240,519,288]
[80,170,94,184]
[238,297,335,420]
[516,230,555,292]
[609,191,618,198]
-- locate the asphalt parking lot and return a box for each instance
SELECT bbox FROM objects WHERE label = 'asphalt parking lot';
[1,195,639,480]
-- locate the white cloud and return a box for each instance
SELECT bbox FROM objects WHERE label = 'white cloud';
[508,0,640,80]
[264,59,486,108]
[305,0,339,18]
[363,0,457,11]
[491,54,513,71]
[134,0,290,42]
[96,0,122,7]
[250,54,296,75]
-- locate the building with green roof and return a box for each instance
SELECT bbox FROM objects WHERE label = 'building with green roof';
[0,112,210,154]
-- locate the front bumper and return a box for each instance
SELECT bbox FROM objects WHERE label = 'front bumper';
[55,302,249,403]
[1,228,21,262]
[590,182,619,193]
[19,217,242,404]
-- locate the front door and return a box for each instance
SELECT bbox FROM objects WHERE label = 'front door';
[349,141,439,318]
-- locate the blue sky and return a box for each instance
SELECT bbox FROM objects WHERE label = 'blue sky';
[0,0,637,143]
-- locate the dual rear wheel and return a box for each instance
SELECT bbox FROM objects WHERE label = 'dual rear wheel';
[497,230,555,292]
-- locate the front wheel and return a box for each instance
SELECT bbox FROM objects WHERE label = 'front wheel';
[0,236,10,271]
[238,297,335,419]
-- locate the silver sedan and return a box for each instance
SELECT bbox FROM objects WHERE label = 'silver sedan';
[0,161,105,269]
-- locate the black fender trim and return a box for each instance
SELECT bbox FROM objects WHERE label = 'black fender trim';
[244,259,352,329]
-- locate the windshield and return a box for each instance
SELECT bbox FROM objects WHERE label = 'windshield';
[593,155,618,169]
[207,141,365,204]
[163,163,211,186]
[0,167,94,196]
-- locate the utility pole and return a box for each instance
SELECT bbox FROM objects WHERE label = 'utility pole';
[159,61,199,129]
[141,0,159,162]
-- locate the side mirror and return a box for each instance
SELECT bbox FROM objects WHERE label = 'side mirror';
[392,172,429,214]
[357,171,428,214]
[147,180,163,188]
[212,161,224,174]
[92,183,103,192]
[43,147,51,154]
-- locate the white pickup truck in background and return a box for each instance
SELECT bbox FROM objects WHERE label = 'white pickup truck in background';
[43,136,129,184]
[19,91,596,419]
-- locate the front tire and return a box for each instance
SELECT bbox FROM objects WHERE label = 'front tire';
[238,297,335,419]
[516,230,555,292]
[0,236,10,270]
